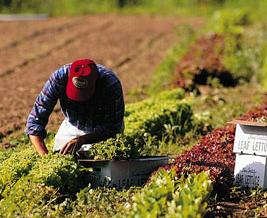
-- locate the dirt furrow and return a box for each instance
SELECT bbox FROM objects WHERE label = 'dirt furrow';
[113,32,165,68]
[118,29,182,98]
[0,17,83,51]
[0,17,77,49]
[0,15,203,144]
[0,16,113,77]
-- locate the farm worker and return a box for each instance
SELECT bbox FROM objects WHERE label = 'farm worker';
[25,58,125,156]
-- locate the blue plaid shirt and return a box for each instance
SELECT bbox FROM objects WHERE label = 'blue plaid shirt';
[26,63,125,141]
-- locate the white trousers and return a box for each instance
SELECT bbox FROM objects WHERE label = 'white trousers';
[53,119,92,152]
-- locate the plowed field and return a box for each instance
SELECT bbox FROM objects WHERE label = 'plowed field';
[0,14,203,144]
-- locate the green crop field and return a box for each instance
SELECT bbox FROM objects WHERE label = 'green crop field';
[1,0,267,217]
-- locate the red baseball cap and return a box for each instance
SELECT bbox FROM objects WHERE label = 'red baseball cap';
[66,59,99,102]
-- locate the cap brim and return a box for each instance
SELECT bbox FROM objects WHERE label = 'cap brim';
[66,83,96,102]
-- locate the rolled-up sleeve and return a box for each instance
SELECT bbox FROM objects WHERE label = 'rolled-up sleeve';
[25,66,68,138]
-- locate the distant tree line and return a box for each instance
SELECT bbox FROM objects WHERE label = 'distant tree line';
[117,0,139,7]
[116,0,225,7]
[0,0,45,12]
[0,0,227,14]
[0,0,11,6]
[0,0,136,9]
[0,0,226,8]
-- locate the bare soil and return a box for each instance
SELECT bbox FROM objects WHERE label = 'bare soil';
[206,188,267,217]
[0,14,203,143]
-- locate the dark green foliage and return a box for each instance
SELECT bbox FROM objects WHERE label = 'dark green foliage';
[86,89,204,160]
[0,179,58,218]
[0,0,48,13]
[208,9,267,85]
[0,147,38,199]
[68,186,136,217]
[0,88,209,216]
[38,170,212,217]
[0,153,83,217]
[117,0,139,8]
[25,153,83,194]
[1,0,262,16]
[148,25,197,95]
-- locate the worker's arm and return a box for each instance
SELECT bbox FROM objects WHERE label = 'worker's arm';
[29,135,48,156]
[26,65,69,155]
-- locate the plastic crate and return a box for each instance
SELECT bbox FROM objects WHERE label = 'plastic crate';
[78,156,169,189]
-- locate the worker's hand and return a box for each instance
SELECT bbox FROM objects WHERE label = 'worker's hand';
[29,135,48,156]
[60,137,83,155]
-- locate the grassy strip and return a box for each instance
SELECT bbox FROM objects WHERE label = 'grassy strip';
[146,25,197,96]
[262,64,267,91]
[190,83,265,129]
[128,21,208,103]
[208,9,267,88]
[166,8,265,90]
[2,0,267,17]
[0,0,229,16]
[127,24,200,102]
[256,24,267,91]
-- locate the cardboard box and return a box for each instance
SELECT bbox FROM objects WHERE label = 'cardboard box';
[230,120,267,156]
[230,120,267,188]
[78,156,169,189]
[234,154,267,189]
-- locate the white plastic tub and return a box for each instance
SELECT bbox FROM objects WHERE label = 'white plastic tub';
[78,156,169,189]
